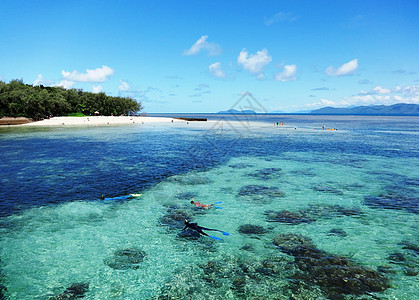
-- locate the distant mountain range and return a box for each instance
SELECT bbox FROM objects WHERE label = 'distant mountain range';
[217,103,419,116]
[310,103,419,116]
[217,109,259,114]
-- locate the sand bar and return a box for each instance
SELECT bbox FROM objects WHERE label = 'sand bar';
[21,116,192,127]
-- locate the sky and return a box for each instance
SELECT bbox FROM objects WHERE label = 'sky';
[0,0,418,113]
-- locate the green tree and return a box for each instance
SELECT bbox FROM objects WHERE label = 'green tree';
[1,79,143,119]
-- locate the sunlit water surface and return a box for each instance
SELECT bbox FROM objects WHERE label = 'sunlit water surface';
[0,115,418,299]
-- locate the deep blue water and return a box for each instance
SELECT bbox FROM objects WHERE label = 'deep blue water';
[0,115,418,217]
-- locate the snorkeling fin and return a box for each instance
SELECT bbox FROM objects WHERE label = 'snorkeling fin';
[215,206,223,209]
[215,201,223,204]
[209,235,221,240]
[221,231,230,236]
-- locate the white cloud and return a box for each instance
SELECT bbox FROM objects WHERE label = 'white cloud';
[92,85,103,93]
[32,74,55,86]
[119,80,130,91]
[33,74,43,86]
[237,48,272,75]
[301,84,419,110]
[57,79,75,89]
[359,86,393,96]
[183,35,222,56]
[325,59,358,76]
[264,12,298,26]
[307,98,336,107]
[61,65,114,83]
[209,62,226,78]
[275,64,297,81]
[257,73,265,80]
[372,86,391,94]
[198,83,209,89]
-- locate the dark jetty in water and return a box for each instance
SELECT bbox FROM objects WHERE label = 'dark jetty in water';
[273,233,390,297]
[173,117,207,121]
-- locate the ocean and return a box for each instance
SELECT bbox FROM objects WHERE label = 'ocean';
[0,114,418,299]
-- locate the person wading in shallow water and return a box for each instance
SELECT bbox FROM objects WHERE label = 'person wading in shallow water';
[182,219,229,240]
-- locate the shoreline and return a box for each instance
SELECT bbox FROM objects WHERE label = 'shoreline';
[19,116,191,127]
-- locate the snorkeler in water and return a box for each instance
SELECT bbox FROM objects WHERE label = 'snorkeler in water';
[190,199,213,209]
[183,219,229,240]
[190,199,223,209]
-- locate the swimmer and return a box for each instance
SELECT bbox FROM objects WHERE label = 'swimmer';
[183,219,229,239]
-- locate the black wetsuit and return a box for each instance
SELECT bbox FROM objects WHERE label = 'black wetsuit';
[183,221,222,237]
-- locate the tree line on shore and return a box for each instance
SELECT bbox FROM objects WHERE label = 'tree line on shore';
[0,79,143,120]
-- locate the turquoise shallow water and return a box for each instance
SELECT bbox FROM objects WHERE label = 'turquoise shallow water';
[0,115,418,299]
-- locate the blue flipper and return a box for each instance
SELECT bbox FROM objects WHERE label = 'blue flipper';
[215,201,223,204]
[221,231,230,236]
[214,206,223,209]
[100,195,131,201]
[209,235,221,240]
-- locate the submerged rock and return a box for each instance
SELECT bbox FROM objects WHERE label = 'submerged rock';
[265,210,314,224]
[240,244,255,251]
[104,247,146,270]
[0,284,6,300]
[364,192,419,214]
[328,228,348,237]
[273,234,316,254]
[312,185,344,195]
[238,224,268,235]
[175,191,198,200]
[169,174,212,185]
[228,163,253,169]
[50,282,89,300]
[247,168,282,180]
[273,233,390,297]
[0,259,5,300]
[377,265,397,274]
[400,242,419,255]
[289,168,315,176]
[177,228,202,240]
[304,204,362,219]
[387,252,406,263]
[265,205,361,225]
[159,206,194,229]
[238,185,284,199]
[158,253,325,299]
[404,268,418,276]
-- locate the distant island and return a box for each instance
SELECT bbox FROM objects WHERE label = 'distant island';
[217,109,258,114]
[217,104,419,116]
[310,103,419,116]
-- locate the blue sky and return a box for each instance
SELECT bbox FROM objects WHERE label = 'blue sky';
[1,0,418,113]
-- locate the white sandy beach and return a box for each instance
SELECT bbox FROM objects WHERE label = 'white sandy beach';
[22,116,193,127]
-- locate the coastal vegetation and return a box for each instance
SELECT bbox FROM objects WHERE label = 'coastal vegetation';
[0,79,142,120]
